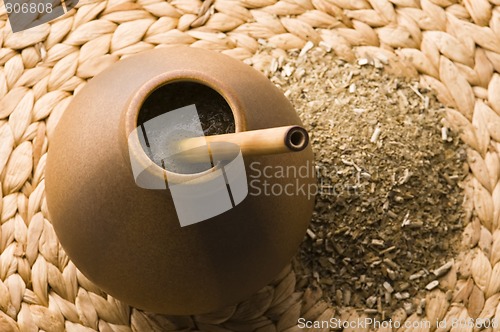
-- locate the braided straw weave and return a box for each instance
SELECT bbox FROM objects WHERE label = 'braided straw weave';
[0,0,500,331]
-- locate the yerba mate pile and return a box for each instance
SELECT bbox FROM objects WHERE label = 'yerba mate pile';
[255,46,467,318]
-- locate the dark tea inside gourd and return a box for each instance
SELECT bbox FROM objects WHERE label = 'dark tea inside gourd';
[137,81,235,174]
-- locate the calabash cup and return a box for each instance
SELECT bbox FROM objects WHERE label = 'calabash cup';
[45,46,316,314]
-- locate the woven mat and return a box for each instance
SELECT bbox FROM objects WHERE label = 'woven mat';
[0,0,499,331]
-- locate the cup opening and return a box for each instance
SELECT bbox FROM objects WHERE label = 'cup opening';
[136,81,236,175]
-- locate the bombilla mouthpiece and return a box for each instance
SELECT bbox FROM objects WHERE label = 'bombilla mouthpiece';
[171,125,310,165]
[284,126,309,152]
